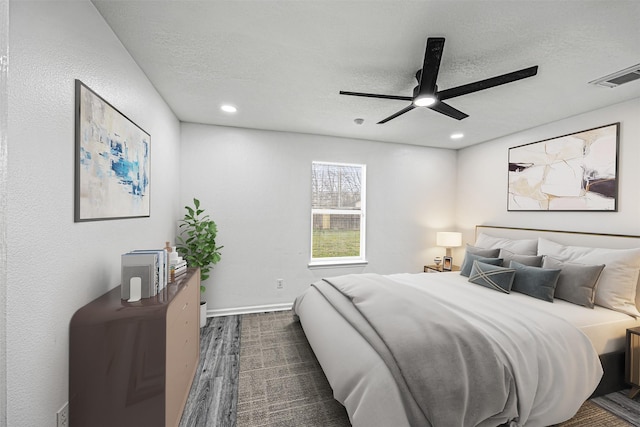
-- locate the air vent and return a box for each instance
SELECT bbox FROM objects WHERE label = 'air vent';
[589,63,640,88]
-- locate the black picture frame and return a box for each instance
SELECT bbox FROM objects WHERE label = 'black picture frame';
[507,122,619,212]
[75,79,151,222]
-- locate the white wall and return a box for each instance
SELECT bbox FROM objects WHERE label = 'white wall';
[0,1,7,425]
[6,2,181,426]
[180,123,458,312]
[456,98,640,244]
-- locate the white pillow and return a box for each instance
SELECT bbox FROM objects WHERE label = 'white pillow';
[474,233,538,255]
[537,237,640,317]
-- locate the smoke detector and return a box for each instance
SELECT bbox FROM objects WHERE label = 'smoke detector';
[589,63,640,88]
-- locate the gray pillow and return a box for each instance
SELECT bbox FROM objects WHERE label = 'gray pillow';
[468,261,516,293]
[499,249,542,268]
[460,252,503,277]
[466,244,501,257]
[543,257,605,308]
[510,261,561,302]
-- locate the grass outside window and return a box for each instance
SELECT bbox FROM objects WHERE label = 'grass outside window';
[312,230,360,258]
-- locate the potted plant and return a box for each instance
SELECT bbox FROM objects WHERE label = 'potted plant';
[176,198,223,327]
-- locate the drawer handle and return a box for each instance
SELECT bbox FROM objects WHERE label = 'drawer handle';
[182,302,188,311]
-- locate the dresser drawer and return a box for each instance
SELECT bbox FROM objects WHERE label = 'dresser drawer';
[166,324,198,427]
[167,280,195,327]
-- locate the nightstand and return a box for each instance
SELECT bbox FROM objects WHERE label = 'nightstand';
[424,264,460,273]
[626,326,640,399]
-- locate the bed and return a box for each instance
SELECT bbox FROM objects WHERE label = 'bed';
[293,226,640,427]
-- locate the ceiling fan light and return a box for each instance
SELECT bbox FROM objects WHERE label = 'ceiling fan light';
[450,132,464,140]
[413,96,436,107]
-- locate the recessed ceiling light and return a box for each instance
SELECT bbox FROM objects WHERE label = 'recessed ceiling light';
[221,105,237,113]
[450,132,464,140]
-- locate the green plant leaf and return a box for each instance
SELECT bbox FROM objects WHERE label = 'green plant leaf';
[177,198,222,292]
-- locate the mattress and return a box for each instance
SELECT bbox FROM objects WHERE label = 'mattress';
[392,272,640,355]
[295,271,638,427]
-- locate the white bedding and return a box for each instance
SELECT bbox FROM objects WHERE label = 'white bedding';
[395,272,640,354]
[294,271,633,427]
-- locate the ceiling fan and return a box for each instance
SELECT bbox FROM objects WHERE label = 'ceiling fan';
[339,37,538,124]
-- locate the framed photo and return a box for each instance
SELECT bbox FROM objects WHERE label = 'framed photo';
[507,123,619,211]
[442,256,453,271]
[75,80,150,222]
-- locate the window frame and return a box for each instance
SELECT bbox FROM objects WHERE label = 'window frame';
[308,161,367,268]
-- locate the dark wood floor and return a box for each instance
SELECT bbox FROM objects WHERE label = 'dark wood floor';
[179,315,241,427]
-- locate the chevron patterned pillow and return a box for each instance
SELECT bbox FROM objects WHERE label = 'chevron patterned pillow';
[468,260,516,293]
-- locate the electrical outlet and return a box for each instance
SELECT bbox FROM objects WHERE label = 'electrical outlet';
[276,279,284,290]
[56,402,69,427]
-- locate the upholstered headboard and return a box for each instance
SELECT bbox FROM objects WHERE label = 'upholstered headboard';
[475,225,640,310]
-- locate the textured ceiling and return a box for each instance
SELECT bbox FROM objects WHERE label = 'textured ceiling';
[92,0,640,149]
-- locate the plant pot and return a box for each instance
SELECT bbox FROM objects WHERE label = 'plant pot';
[200,301,207,328]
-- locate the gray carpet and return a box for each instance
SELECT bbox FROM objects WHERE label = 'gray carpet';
[236,311,350,426]
[235,310,640,427]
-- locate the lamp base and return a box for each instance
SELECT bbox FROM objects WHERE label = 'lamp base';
[445,248,452,258]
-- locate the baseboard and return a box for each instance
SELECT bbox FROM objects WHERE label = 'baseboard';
[208,302,294,317]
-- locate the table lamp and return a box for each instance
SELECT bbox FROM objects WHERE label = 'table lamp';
[436,231,462,258]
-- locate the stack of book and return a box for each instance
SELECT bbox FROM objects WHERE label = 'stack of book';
[168,245,188,282]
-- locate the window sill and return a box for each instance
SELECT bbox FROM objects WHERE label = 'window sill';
[308,260,368,269]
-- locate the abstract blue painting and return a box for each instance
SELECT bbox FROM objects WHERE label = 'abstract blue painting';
[75,80,150,221]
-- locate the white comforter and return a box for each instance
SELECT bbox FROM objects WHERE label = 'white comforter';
[293,272,604,427]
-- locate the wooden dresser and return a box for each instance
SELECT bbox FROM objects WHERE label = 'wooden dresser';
[69,268,200,427]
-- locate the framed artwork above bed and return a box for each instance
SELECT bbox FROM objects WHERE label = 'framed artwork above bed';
[507,122,619,211]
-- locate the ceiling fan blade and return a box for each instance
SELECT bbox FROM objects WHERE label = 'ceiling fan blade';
[437,65,539,101]
[417,37,445,97]
[339,91,413,101]
[429,101,468,120]
[377,105,415,124]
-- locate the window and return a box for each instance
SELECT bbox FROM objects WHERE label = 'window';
[310,161,366,266]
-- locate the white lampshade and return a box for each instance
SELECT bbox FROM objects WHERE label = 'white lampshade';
[436,232,462,248]
[436,231,462,259]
